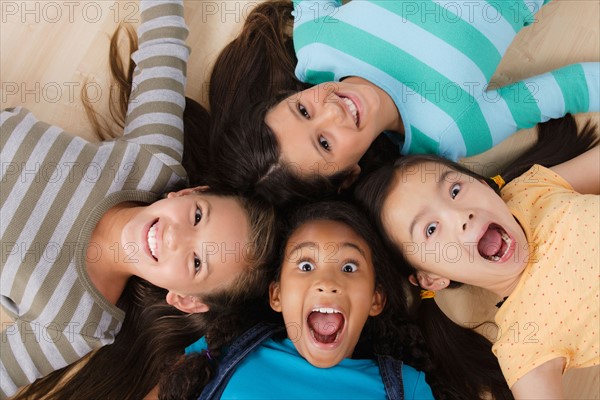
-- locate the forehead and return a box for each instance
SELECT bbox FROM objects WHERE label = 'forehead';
[381,163,449,233]
[395,161,464,185]
[197,193,249,234]
[265,104,313,168]
[286,219,371,259]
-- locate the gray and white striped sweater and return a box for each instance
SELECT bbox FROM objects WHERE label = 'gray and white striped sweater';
[0,1,188,396]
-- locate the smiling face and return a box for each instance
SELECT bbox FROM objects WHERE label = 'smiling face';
[265,77,402,179]
[382,162,529,296]
[120,188,250,300]
[269,219,385,368]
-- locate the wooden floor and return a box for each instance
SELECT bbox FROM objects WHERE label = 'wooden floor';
[1,0,599,398]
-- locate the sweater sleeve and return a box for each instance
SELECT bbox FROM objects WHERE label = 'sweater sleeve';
[0,2,189,398]
[122,0,189,166]
[436,62,599,160]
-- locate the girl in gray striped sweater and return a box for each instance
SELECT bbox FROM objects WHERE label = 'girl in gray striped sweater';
[0,1,275,398]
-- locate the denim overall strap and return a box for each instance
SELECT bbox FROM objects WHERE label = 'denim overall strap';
[198,322,283,400]
[377,354,405,400]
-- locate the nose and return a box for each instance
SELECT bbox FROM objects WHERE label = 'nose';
[164,222,191,251]
[461,213,474,231]
[313,88,346,125]
[313,269,341,294]
[318,101,345,126]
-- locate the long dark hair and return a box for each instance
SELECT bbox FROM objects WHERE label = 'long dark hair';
[12,23,279,399]
[204,0,396,207]
[205,95,357,207]
[13,188,278,399]
[14,264,276,400]
[354,114,598,400]
[204,0,345,206]
[207,0,304,133]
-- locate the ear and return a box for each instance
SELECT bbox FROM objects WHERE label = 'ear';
[369,286,386,317]
[412,271,450,291]
[269,282,282,312]
[339,164,361,191]
[166,291,209,314]
[167,185,210,198]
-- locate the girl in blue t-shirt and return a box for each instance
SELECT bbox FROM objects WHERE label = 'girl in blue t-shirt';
[160,201,511,400]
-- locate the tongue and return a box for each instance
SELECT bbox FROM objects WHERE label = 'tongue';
[478,227,502,257]
[308,312,343,343]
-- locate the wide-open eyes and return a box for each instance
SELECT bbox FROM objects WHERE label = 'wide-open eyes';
[319,135,330,151]
[450,183,461,199]
[425,222,438,237]
[194,255,201,274]
[297,102,310,119]
[341,262,358,273]
[296,260,359,272]
[298,261,315,272]
[194,207,202,225]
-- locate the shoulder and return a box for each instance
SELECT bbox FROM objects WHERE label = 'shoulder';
[401,364,435,400]
[293,0,343,26]
[501,164,575,207]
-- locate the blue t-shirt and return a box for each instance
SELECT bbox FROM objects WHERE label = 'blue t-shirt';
[186,336,433,399]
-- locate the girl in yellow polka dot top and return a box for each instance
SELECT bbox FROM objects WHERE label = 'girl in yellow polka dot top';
[355,114,599,399]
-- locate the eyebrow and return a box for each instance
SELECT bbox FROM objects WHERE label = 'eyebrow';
[288,241,317,256]
[287,241,367,259]
[408,169,453,239]
[340,242,367,259]
[202,200,213,278]
[287,99,304,124]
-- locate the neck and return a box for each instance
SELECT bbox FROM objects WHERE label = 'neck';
[86,202,139,305]
[488,274,524,300]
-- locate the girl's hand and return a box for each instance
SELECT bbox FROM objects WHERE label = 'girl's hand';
[510,357,565,400]
[551,145,600,195]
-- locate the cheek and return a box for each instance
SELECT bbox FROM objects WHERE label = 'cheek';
[221,261,246,285]
[403,251,426,271]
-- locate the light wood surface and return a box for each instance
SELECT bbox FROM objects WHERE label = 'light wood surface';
[1,0,598,397]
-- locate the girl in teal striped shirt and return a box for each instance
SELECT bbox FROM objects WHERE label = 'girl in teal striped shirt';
[207,0,598,206]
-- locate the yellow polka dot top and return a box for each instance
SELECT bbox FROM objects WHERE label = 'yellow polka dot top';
[493,165,599,387]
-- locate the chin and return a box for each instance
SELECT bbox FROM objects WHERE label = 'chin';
[307,356,342,369]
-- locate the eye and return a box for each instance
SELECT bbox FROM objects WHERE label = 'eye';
[194,254,201,274]
[450,183,461,199]
[341,263,357,273]
[425,222,438,238]
[298,261,315,272]
[194,207,202,225]
[297,103,310,119]
[319,136,330,151]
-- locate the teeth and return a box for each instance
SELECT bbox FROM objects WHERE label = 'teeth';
[500,231,511,258]
[341,97,358,125]
[147,222,158,259]
[312,307,340,314]
[487,231,511,262]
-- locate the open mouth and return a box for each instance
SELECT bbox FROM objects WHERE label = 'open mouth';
[478,223,511,262]
[147,219,158,261]
[339,95,359,127]
[307,307,345,344]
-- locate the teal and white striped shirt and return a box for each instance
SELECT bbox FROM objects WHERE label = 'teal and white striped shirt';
[293,0,599,160]
[0,1,188,396]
